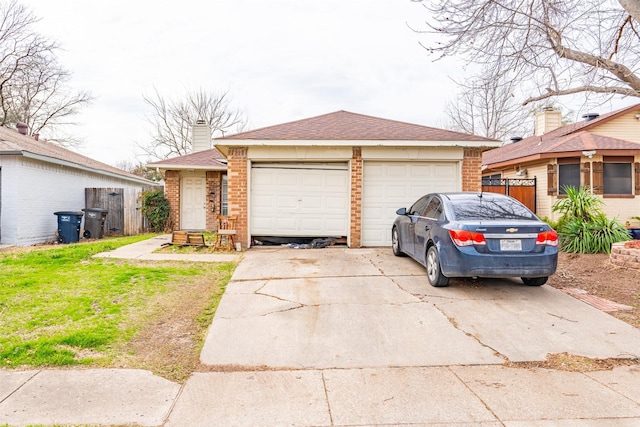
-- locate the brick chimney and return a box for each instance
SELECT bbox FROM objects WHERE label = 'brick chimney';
[534,108,562,136]
[16,122,28,135]
[192,120,212,153]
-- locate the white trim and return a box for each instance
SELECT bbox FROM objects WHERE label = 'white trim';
[216,139,500,157]
[152,164,226,171]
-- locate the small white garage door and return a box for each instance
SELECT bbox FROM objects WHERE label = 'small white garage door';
[362,161,459,246]
[251,163,349,237]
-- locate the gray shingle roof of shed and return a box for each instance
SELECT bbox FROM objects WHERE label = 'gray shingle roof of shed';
[0,126,152,183]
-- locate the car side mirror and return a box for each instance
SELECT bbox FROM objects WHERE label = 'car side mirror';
[396,208,407,215]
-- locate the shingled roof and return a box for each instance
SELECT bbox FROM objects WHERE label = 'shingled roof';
[218,110,497,142]
[148,148,226,170]
[0,126,153,184]
[483,103,640,168]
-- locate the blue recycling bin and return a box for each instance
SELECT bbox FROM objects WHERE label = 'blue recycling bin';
[54,211,84,244]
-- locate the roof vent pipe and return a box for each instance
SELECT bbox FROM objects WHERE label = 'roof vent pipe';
[510,136,523,143]
[582,113,599,121]
[16,122,28,135]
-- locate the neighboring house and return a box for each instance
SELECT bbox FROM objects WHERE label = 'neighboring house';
[0,125,155,246]
[148,122,228,231]
[482,103,640,222]
[214,110,499,248]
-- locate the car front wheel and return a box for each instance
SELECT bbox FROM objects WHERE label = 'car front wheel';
[426,246,449,287]
[521,277,548,286]
[392,227,405,257]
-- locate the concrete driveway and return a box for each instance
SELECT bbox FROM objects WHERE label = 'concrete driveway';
[167,246,640,426]
[201,247,640,367]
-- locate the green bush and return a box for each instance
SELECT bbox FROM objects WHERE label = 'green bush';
[552,186,603,222]
[540,216,559,230]
[552,186,629,254]
[140,189,170,232]
[558,214,630,254]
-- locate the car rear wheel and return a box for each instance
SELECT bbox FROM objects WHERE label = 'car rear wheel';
[521,277,548,286]
[392,227,405,257]
[426,246,449,287]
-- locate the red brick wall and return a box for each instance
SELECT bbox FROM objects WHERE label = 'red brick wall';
[206,171,222,230]
[462,147,483,191]
[227,147,248,247]
[164,170,181,231]
[350,147,363,248]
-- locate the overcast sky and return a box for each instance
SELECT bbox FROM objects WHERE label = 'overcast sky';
[24,0,468,166]
[24,1,637,167]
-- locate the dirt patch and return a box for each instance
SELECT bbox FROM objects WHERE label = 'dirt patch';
[507,352,638,372]
[110,267,228,383]
[547,252,640,330]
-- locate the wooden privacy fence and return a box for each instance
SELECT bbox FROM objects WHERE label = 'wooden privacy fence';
[481,177,537,213]
[85,187,161,236]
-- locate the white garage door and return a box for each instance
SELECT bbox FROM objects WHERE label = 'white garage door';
[362,161,460,246]
[251,163,349,237]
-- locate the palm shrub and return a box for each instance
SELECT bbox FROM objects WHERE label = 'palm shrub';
[140,189,171,232]
[557,214,630,253]
[552,186,629,254]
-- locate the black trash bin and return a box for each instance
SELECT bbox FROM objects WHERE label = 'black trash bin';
[82,208,108,239]
[53,211,84,244]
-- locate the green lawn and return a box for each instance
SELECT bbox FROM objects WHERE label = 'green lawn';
[0,235,235,368]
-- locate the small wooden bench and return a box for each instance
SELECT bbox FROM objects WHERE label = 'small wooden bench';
[164,231,206,247]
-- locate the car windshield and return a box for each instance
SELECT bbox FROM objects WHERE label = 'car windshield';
[449,196,536,221]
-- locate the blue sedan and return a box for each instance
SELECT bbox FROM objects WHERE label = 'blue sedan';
[392,192,558,287]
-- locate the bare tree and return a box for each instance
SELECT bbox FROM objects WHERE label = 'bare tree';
[0,1,92,147]
[114,158,163,182]
[444,70,533,142]
[413,0,640,105]
[141,88,247,160]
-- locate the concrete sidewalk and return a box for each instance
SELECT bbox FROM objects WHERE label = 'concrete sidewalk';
[2,243,640,426]
[93,233,241,262]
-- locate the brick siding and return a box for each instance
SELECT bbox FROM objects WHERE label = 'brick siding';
[462,147,483,192]
[164,170,181,230]
[227,147,248,247]
[350,147,363,247]
[206,171,222,230]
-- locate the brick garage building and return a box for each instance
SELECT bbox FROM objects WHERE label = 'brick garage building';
[215,111,499,248]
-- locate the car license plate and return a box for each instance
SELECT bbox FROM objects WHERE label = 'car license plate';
[500,239,522,251]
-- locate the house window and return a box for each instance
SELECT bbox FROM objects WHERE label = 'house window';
[603,157,632,195]
[221,174,228,215]
[558,159,580,195]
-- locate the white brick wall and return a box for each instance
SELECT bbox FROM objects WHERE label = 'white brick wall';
[1,156,149,246]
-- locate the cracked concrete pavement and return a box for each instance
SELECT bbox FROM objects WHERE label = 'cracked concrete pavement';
[200,247,640,367]
[172,246,640,426]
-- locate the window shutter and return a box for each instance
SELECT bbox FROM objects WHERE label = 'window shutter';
[592,161,604,195]
[635,162,640,196]
[547,163,557,195]
[581,162,591,188]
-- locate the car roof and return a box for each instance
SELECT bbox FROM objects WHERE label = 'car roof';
[437,192,510,201]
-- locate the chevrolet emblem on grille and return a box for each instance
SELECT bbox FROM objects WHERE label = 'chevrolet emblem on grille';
[506,228,518,233]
